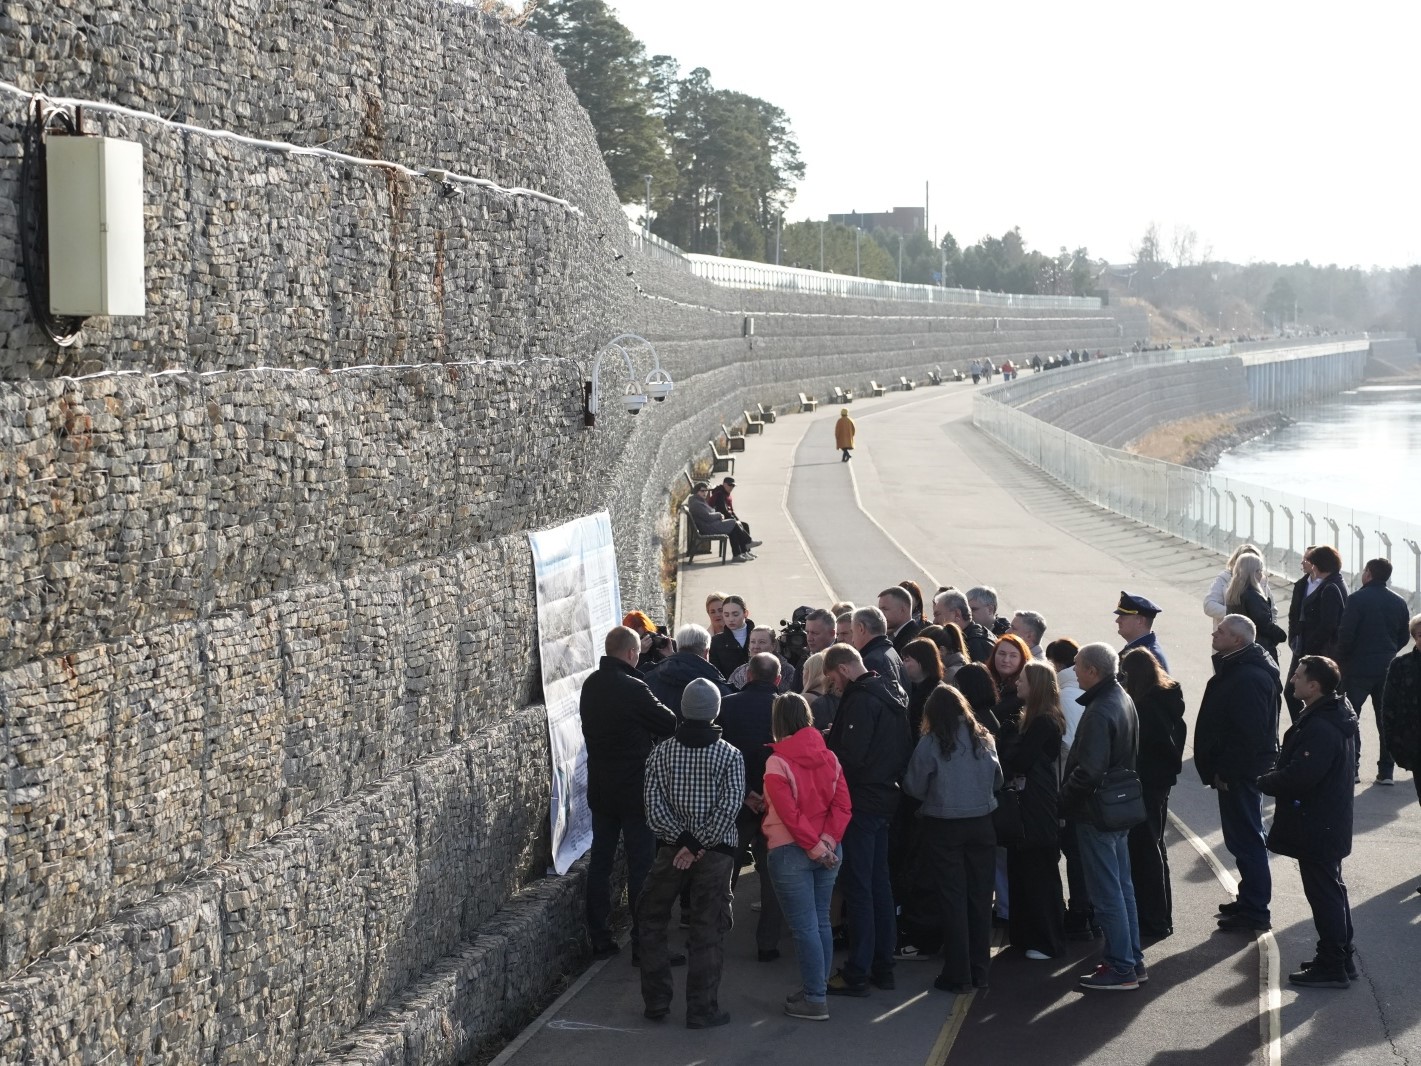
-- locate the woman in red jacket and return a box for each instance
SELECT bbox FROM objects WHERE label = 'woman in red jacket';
[763,693,853,1021]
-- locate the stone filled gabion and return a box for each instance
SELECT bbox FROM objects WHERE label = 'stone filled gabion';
[0,0,1147,1061]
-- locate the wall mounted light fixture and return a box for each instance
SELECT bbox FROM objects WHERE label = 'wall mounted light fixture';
[583,333,673,428]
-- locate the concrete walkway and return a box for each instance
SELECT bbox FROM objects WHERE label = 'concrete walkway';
[502,383,1418,1066]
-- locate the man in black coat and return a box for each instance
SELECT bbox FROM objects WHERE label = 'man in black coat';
[932,588,994,663]
[580,626,678,958]
[644,624,733,715]
[1259,655,1359,988]
[823,643,913,995]
[1195,615,1280,934]
[718,653,784,961]
[851,605,904,688]
[1336,558,1412,784]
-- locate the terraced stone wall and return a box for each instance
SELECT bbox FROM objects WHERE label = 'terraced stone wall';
[0,3,1147,1063]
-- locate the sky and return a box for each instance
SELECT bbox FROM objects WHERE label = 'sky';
[599,0,1420,269]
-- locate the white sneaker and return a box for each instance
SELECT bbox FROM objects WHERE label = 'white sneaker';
[747,539,764,549]
[1025,949,1053,961]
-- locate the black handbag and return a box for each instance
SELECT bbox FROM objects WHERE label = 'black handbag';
[991,786,1025,844]
[1090,768,1147,831]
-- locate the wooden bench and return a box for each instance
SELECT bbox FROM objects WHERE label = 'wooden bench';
[867,380,887,397]
[743,409,765,434]
[708,440,736,474]
[831,386,854,405]
[797,392,819,413]
[757,403,777,424]
[898,375,916,391]
[681,502,729,564]
[683,469,697,493]
[720,424,747,453]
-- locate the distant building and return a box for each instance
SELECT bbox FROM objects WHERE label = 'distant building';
[827,207,924,236]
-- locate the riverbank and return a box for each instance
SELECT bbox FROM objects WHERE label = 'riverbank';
[1127,409,1292,469]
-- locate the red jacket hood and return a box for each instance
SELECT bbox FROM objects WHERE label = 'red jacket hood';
[770,725,837,774]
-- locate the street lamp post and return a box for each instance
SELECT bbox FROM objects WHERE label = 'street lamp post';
[855,227,861,276]
[714,191,723,257]
[643,174,652,239]
[775,212,782,266]
[898,234,904,283]
[819,220,825,272]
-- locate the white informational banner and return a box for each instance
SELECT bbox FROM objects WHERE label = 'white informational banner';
[528,511,623,875]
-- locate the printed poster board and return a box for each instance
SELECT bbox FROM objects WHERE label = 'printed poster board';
[528,511,623,874]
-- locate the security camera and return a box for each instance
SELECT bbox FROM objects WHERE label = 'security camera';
[622,391,648,415]
[645,370,674,403]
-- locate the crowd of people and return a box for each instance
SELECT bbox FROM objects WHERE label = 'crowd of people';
[577,548,1421,1027]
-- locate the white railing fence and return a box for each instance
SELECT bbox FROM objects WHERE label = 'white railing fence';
[974,392,1421,608]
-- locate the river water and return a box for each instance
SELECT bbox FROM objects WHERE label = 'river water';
[1212,384,1421,524]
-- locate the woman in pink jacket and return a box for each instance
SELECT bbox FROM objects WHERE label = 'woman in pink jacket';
[762,693,854,1021]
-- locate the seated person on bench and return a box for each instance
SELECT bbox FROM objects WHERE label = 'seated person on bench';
[689,481,761,562]
[709,477,750,537]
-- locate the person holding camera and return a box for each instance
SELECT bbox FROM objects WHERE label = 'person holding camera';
[624,611,676,673]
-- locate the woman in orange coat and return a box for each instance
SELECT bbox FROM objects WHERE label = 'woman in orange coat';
[834,409,856,463]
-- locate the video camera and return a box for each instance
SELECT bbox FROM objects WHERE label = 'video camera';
[777,605,813,669]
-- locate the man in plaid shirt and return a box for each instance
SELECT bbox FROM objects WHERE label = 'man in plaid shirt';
[637,677,746,1029]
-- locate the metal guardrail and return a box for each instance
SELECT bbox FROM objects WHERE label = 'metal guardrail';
[973,377,1421,607]
[627,221,1102,310]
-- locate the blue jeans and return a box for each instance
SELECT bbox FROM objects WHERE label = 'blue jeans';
[768,843,841,1002]
[1216,780,1272,924]
[1076,822,1143,975]
[586,811,656,948]
[839,811,896,982]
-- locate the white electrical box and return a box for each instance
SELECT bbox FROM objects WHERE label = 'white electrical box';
[46,136,146,317]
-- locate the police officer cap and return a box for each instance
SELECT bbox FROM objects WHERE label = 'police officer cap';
[1114,591,1162,617]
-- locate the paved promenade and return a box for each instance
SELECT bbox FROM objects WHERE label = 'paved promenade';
[503,384,1418,1066]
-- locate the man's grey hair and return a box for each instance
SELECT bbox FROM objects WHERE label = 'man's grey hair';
[674,623,711,656]
[1076,642,1119,680]
[1221,614,1256,644]
[1013,610,1047,643]
[851,606,887,637]
[748,652,780,682]
[966,585,998,612]
[1410,613,1421,633]
[805,608,835,628]
[934,588,969,619]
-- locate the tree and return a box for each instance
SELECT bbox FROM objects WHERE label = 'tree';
[1264,277,1298,325]
[1134,222,1162,268]
[526,0,673,204]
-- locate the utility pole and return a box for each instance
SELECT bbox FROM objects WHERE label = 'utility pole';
[643,174,652,239]
[775,212,782,266]
[714,191,723,257]
[898,234,904,283]
[819,220,825,272]
[925,180,930,238]
[855,227,861,276]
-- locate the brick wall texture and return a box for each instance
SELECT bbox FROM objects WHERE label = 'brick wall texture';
[0,2,1148,1062]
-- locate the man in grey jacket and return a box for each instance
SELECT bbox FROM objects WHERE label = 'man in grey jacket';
[1337,558,1411,784]
[1062,643,1144,991]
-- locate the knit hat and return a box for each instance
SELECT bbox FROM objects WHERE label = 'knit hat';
[680,677,721,722]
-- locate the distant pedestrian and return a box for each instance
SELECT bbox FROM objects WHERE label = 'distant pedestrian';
[835,408,856,462]
[1120,648,1186,940]
[1114,591,1169,672]
[1260,656,1359,989]
[1196,616,1279,933]
[763,693,852,1021]
[637,678,746,1028]
[1336,558,1411,785]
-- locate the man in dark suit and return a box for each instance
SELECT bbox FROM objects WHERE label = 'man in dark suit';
[1336,558,1411,785]
[879,586,922,655]
[580,626,678,958]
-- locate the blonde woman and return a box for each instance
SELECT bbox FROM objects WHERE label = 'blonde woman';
[1204,543,1265,620]
[705,592,728,637]
[799,651,838,733]
[1225,553,1287,663]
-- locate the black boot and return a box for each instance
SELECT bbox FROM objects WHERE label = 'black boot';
[1289,943,1350,989]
